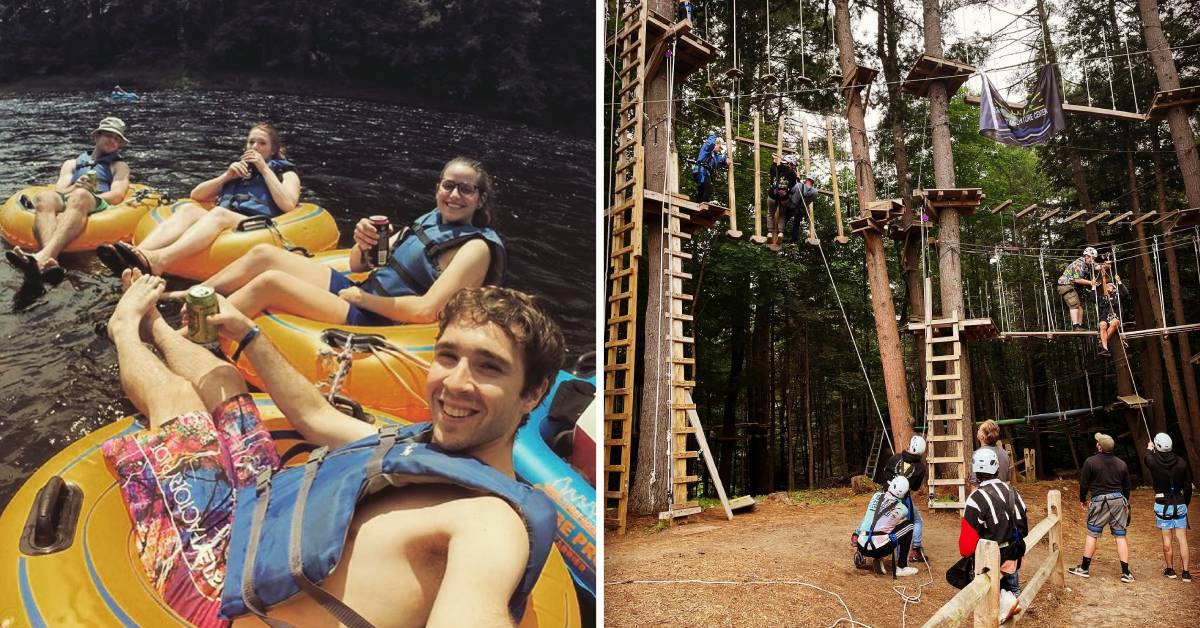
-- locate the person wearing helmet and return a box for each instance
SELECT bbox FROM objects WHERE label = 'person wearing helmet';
[879,434,928,563]
[1056,246,1110,330]
[766,152,798,247]
[785,173,818,245]
[1143,433,1193,582]
[961,448,1028,623]
[1095,277,1129,357]
[970,420,1011,485]
[851,475,918,577]
[691,132,728,204]
[1070,433,1135,582]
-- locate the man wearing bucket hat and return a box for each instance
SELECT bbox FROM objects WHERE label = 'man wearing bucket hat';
[1070,432,1135,582]
[4,117,131,285]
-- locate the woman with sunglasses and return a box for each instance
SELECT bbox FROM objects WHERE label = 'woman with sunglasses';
[189,157,505,325]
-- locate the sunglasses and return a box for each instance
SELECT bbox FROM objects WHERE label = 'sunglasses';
[439,179,480,196]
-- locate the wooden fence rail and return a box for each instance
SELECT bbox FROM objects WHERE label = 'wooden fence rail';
[922,490,1065,628]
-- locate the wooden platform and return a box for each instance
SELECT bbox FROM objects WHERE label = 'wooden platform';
[849,215,885,235]
[841,63,879,100]
[901,54,976,97]
[1000,330,1098,340]
[1109,394,1153,411]
[643,8,719,78]
[1168,207,1200,233]
[917,188,984,218]
[1147,86,1200,120]
[907,317,999,341]
[642,189,728,233]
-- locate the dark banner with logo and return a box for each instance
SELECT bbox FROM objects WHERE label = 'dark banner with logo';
[979,64,1067,147]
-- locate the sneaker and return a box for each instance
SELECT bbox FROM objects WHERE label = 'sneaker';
[998,590,1020,623]
[1182,571,1192,582]
[895,566,919,577]
[1164,567,1178,579]
[1098,347,1111,356]
[909,547,926,563]
[1068,565,1090,578]
[1121,572,1135,583]
[1072,324,1085,331]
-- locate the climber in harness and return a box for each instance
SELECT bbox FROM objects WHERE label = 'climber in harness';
[786,173,818,245]
[1144,433,1193,582]
[691,132,728,204]
[101,275,564,627]
[1056,246,1110,331]
[1095,270,1129,357]
[878,435,928,563]
[852,476,918,577]
[1070,432,1135,582]
[959,448,1028,623]
[766,153,798,247]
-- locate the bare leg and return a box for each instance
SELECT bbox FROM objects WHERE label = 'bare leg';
[31,191,64,249]
[228,269,352,322]
[122,268,250,411]
[1176,528,1189,572]
[1162,529,1175,568]
[205,243,334,295]
[108,273,206,428]
[1099,321,1110,349]
[1116,536,1129,563]
[32,189,94,268]
[1071,307,1084,326]
[141,208,242,274]
[135,202,207,251]
[1083,535,1098,559]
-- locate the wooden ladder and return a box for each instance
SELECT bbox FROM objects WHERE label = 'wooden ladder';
[864,427,885,480]
[924,309,968,510]
[603,0,650,535]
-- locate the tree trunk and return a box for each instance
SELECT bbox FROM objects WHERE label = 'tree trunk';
[720,297,750,490]
[1131,255,1168,432]
[920,0,975,467]
[786,324,796,492]
[833,0,914,450]
[749,306,772,495]
[805,336,815,489]
[1136,0,1200,210]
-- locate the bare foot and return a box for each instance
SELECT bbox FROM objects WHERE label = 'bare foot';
[108,271,165,340]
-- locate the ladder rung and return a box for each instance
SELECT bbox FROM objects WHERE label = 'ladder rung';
[605,464,628,472]
[666,269,693,280]
[928,478,967,486]
[605,491,626,501]
[667,249,693,259]
[673,475,700,484]
[672,402,697,410]
[668,229,693,239]
[669,292,694,301]
[927,354,961,362]
[666,312,694,322]
[605,387,633,396]
[926,434,963,442]
[928,456,963,464]
[670,380,696,388]
[929,501,966,509]
[669,357,696,365]
[609,268,635,279]
[929,373,960,381]
[928,335,959,343]
[927,393,962,401]
[604,439,628,447]
[608,291,632,303]
[674,426,698,435]
[603,363,631,372]
[608,314,635,324]
[674,451,700,459]
[605,338,632,348]
[927,413,962,421]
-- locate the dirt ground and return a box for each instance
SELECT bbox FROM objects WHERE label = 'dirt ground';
[604,481,1199,626]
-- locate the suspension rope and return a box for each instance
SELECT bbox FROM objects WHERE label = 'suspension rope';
[817,241,893,454]
[1107,244,1152,439]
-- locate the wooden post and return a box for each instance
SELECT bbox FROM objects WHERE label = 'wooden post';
[801,120,811,174]
[974,539,1001,628]
[724,101,741,238]
[668,143,680,194]
[774,113,787,247]
[751,112,766,244]
[1048,490,1065,588]
[826,118,849,244]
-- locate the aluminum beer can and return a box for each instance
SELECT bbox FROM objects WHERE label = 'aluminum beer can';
[370,215,390,267]
[185,285,220,344]
[85,171,99,189]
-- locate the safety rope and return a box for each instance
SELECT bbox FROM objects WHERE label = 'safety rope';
[1107,244,1152,439]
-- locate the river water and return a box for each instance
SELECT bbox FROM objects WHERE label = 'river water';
[0,89,595,508]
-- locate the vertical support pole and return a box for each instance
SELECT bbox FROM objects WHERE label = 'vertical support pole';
[1048,489,1065,588]
[724,100,741,238]
[974,539,1001,628]
[774,113,787,247]
[826,117,849,244]
[668,143,680,194]
[751,112,766,243]
[801,120,811,175]
[802,121,819,246]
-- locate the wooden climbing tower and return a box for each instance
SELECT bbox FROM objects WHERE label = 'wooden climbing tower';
[604,1,726,534]
[922,304,969,510]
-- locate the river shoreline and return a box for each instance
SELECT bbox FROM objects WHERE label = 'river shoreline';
[0,68,591,138]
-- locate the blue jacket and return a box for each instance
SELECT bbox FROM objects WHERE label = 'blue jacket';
[70,151,124,193]
[221,423,558,623]
[691,133,727,182]
[363,209,506,298]
[217,157,297,217]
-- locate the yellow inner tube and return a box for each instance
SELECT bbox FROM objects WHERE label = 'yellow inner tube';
[0,394,579,627]
[0,184,164,253]
[132,201,340,281]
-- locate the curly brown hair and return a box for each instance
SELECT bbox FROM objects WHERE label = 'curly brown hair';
[437,286,564,400]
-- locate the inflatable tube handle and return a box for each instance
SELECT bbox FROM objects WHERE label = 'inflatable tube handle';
[331,394,374,424]
[235,216,275,232]
[19,194,34,210]
[20,475,83,556]
[286,246,313,257]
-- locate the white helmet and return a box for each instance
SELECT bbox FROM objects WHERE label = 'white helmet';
[783,153,798,165]
[887,475,910,499]
[972,448,1000,475]
[1083,246,1098,258]
[1153,433,1173,453]
[908,435,927,456]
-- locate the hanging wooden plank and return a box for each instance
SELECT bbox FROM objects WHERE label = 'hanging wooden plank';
[1130,212,1158,225]
[1062,209,1089,222]
[1107,211,1133,225]
[1015,204,1039,219]
[1040,208,1062,222]
[1085,211,1111,225]
[826,118,849,244]
[990,199,1014,214]
[751,112,767,244]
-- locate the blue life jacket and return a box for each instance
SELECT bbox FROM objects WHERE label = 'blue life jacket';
[217,157,297,217]
[363,209,506,298]
[220,423,557,625]
[70,150,124,193]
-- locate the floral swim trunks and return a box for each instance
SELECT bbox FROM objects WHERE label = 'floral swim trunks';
[101,394,279,627]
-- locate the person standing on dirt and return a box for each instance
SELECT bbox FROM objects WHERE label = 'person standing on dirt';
[960,448,1028,623]
[852,476,918,577]
[879,435,928,563]
[1144,433,1193,582]
[1069,433,1135,583]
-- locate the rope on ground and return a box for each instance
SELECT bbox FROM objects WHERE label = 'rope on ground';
[892,552,935,628]
[816,241,893,454]
[605,578,872,628]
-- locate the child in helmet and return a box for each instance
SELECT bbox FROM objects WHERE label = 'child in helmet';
[961,448,1029,623]
[879,434,928,562]
[852,476,919,577]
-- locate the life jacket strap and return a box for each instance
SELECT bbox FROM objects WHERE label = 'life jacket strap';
[288,446,376,628]
[241,470,293,627]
